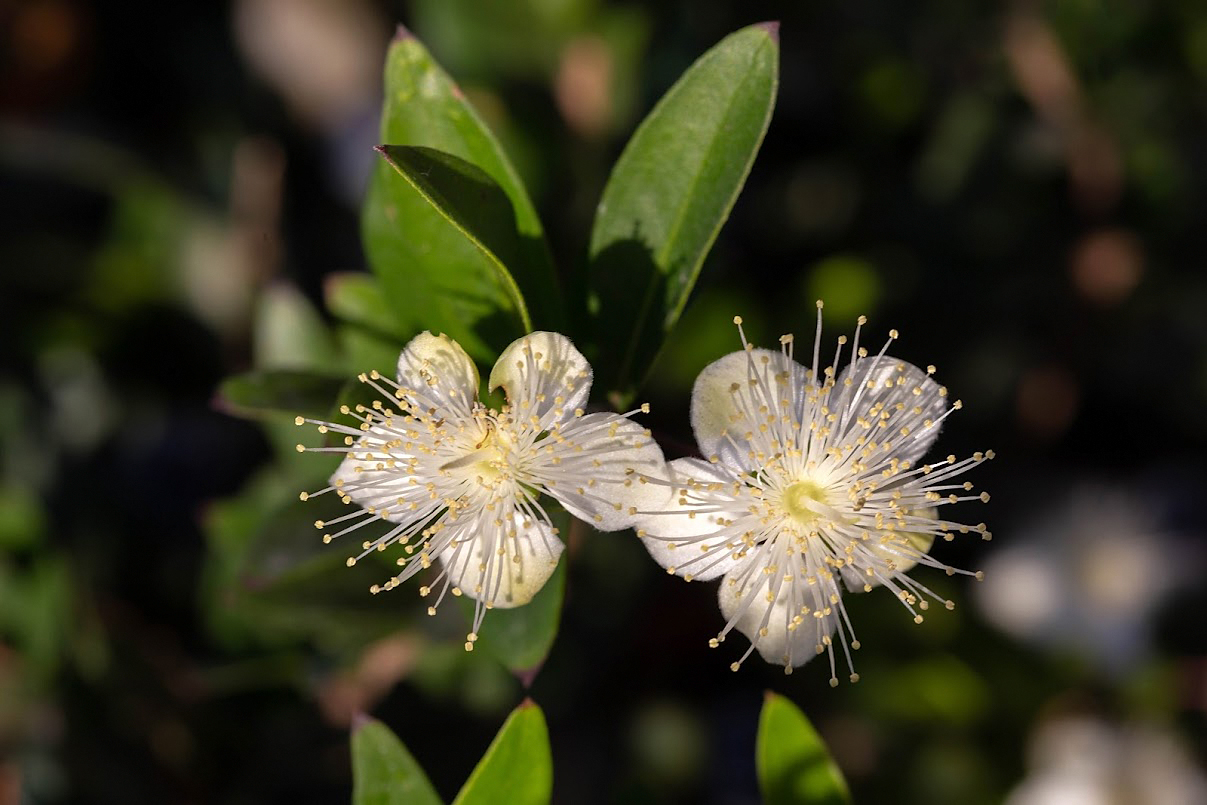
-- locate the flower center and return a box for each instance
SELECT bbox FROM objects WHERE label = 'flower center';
[782,479,827,524]
[440,411,513,482]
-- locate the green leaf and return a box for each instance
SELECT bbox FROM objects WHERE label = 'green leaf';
[352,717,443,805]
[0,484,46,550]
[453,701,552,805]
[254,282,342,372]
[363,28,560,362]
[0,557,71,682]
[233,474,391,598]
[325,273,408,341]
[588,22,779,402]
[217,370,346,420]
[757,692,851,805]
[337,325,407,377]
[376,144,533,331]
[457,555,566,676]
[203,465,408,655]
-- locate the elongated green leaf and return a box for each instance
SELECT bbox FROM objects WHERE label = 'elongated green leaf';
[757,692,850,805]
[453,701,552,805]
[588,22,779,402]
[352,717,443,805]
[376,145,531,330]
[363,28,560,362]
[217,370,345,420]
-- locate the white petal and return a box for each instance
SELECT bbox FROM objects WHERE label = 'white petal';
[635,457,747,582]
[719,559,838,668]
[545,412,669,532]
[437,511,564,609]
[396,331,480,416]
[489,331,591,429]
[690,347,808,472]
[328,431,418,523]
[832,354,948,466]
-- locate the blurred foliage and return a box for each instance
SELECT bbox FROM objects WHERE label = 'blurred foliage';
[1,0,1206,803]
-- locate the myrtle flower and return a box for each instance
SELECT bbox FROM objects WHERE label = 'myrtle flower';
[1006,715,1207,805]
[634,302,993,685]
[976,482,1193,674]
[295,330,665,649]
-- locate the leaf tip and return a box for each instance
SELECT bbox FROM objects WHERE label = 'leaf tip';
[321,271,348,302]
[392,23,415,43]
[517,697,538,710]
[755,20,780,42]
[514,662,545,689]
[350,712,374,734]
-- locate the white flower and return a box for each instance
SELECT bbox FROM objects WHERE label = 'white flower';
[1005,715,1207,805]
[634,302,993,684]
[976,482,1192,674]
[295,330,665,649]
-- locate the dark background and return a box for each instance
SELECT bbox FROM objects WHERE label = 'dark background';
[3,0,1206,802]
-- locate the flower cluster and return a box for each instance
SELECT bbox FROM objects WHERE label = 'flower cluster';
[295,304,992,682]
